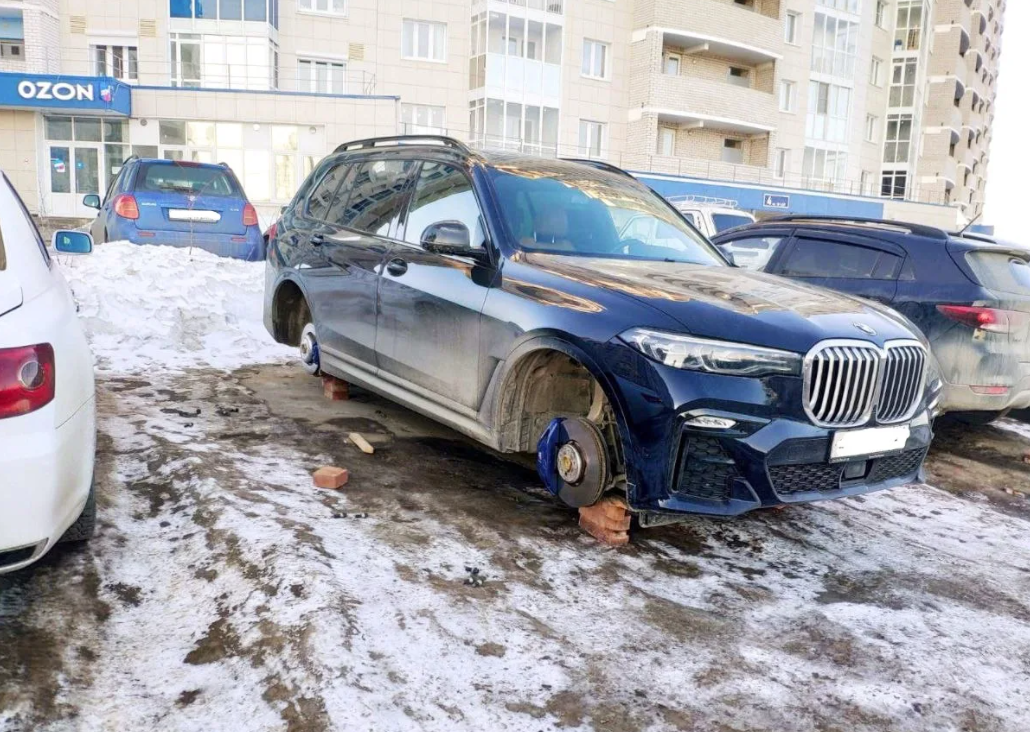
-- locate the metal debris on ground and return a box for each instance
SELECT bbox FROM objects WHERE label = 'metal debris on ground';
[216,405,240,416]
[464,566,486,587]
[163,407,201,418]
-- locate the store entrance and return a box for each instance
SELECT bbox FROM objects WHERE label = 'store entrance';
[43,116,130,219]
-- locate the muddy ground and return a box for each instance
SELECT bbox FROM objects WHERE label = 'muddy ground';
[2,364,1030,732]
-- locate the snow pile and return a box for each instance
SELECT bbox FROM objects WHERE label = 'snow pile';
[59,242,293,373]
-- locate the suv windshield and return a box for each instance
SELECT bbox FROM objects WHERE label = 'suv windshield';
[712,213,754,233]
[488,163,725,265]
[139,163,237,196]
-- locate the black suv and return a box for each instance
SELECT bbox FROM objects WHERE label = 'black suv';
[713,216,1030,422]
[263,137,938,525]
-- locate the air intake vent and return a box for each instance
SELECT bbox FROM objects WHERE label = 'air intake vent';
[139,19,158,38]
[349,43,365,60]
[69,16,87,34]
[877,343,926,423]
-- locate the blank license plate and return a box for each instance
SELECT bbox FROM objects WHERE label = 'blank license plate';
[168,209,221,223]
[830,425,910,462]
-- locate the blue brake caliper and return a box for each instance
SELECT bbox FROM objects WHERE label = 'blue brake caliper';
[536,417,568,496]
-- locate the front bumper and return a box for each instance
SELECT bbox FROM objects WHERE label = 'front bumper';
[609,356,933,517]
[0,397,96,574]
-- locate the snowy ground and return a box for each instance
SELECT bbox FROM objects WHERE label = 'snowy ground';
[3,243,1030,732]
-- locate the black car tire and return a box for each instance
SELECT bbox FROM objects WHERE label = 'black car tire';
[59,478,96,544]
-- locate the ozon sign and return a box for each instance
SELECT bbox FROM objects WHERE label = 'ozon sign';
[17,80,95,102]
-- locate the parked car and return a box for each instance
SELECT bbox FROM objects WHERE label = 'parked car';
[713,216,1030,422]
[0,170,97,573]
[666,195,756,237]
[84,157,265,261]
[263,136,939,525]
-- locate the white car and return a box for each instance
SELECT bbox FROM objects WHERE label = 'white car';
[0,171,97,574]
[666,196,756,238]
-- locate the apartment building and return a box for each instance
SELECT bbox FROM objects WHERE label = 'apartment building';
[0,0,1005,226]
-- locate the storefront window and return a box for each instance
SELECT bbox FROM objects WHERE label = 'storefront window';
[45,117,72,141]
[187,122,215,147]
[74,118,102,143]
[159,121,187,146]
[104,120,127,143]
[50,148,71,193]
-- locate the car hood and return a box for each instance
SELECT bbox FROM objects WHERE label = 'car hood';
[523,254,920,353]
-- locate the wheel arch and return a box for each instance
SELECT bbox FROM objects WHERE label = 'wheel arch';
[269,276,313,346]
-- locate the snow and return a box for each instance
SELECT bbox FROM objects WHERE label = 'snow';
[57,242,292,373]
[4,243,1029,731]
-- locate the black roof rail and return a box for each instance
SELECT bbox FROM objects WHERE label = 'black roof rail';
[333,135,471,155]
[764,214,949,240]
[560,158,636,180]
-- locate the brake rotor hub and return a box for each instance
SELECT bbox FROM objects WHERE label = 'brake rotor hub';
[537,417,611,508]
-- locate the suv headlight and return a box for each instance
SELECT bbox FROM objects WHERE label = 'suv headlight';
[620,328,802,377]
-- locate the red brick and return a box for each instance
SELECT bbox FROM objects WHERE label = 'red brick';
[313,466,349,490]
[322,375,350,401]
[578,496,631,546]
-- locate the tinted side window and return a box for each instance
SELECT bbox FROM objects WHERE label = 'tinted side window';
[403,162,486,248]
[782,238,899,280]
[305,163,350,220]
[3,173,48,266]
[718,236,787,271]
[329,159,415,237]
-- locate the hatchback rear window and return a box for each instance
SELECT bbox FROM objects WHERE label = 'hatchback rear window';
[138,163,237,196]
[965,251,1030,295]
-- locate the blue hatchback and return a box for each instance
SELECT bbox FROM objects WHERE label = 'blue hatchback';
[84,158,265,261]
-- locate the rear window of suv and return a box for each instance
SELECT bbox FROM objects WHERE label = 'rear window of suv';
[138,163,237,196]
[965,251,1030,295]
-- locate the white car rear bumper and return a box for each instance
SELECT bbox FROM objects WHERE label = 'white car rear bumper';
[0,396,96,574]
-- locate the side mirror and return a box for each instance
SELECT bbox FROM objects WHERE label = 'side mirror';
[420,221,489,262]
[82,194,101,209]
[53,230,94,255]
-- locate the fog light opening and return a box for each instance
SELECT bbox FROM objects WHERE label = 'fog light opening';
[685,415,737,430]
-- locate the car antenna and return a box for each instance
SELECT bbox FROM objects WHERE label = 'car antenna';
[957,211,984,237]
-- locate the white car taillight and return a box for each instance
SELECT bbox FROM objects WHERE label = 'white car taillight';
[0,344,55,419]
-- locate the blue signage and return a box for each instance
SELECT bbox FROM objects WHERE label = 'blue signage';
[763,193,791,209]
[0,73,131,116]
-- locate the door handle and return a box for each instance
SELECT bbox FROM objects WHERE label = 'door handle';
[386,258,408,277]
[311,233,325,246]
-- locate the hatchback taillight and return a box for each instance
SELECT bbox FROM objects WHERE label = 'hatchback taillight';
[112,194,140,220]
[936,305,1027,334]
[0,344,56,420]
[243,203,259,227]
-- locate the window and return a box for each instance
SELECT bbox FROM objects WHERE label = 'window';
[718,236,787,271]
[712,213,755,233]
[91,45,138,81]
[170,34,201,87]
[658,127,675,156]
[403,163,486,249]
[297,58,346,94]
[894,0,925,52]
[883,113,913,163]
[138,163,237,196]
[870,56,883,86]
[889,58,917,107]
[775,148,790,178]
[779,80,797,112]
[299,0,345,13]
[785,12,800,45]
[806,81,851,143]
[876,1,887,28]
[401,104,446,135]
[171,0,273,22]
[728,66,750,88]
[402,19,446,61]
[812,12,858,79]
[306,164,351,220]
[578,120,605,157]
[816,0,861,12]
[860,170,872,195]
[722,139,744,164]
[881,169,907,199]
[664,53,680,75]
[581,39,609,79]
[865,114,877,142]
[803,147,848,182]
[329,160,415,236]
[782,239,901,279]
[965,252,1030,295]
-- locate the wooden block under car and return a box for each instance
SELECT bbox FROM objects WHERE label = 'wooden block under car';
[313,466,349,490]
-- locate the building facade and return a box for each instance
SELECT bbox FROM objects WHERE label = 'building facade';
[0,0,1005,226]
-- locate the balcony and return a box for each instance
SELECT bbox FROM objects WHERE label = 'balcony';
[642,74,777,135]
[634,0,783,65]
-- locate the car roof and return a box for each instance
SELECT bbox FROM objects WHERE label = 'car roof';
[726,216,951,242]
